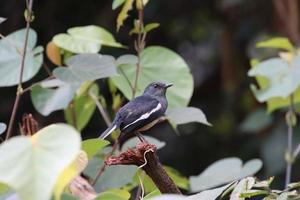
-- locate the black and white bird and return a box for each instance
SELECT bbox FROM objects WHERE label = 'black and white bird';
[99,82,172,139]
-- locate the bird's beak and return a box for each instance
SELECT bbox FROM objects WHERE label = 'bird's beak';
[164,83,173,89]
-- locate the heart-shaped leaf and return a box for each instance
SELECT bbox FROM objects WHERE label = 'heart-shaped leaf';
[53,25,123,54]
[0,28,43,87]
[53,54,117,85]
[0,124,81,200]
[31,79,78,116]
[111,46,194,108]
[189,157,262,192]
[248,56,300,102]
[166,107,211,126]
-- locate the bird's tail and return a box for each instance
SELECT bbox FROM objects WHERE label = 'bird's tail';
[99,123,118,139]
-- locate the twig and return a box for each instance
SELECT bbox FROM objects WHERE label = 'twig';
[89,92,111,126]
[285,94,295,187]
[106,142,181,194]
[119,67,134,92]
[91,141,119,186]
[132,4,146,98]
[5,0,34,140]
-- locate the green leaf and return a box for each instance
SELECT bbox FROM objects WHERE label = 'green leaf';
[144,23,160,33]
[121,136,166,151]
[0,28,43,87]
[0,124,81,200]
[239,108,272,133]
[64,83,99,131]
[61,193,78,200]
[53,25,122,54]
[0,123,6,135]
[112,0,126,10]
[84,157,137,192]
[239,190,268,198]
[189,157,262,192]
[249,59,300,112]
[166,107,211,126]
[149,182,235,200]
[229,177,255,200]
[116,54,138,65]
[81,139,110,159]
[53,54,117,85]
[144,189,161,200]
[95,189,130,200]
[116,0,134,31]
[31,79,77,116]
[248,56,300,102]
[111,46,194,108]
[256,37,294,52]
[164,166,189,190]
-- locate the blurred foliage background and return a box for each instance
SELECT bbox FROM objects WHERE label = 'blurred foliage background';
[1,0,299,188]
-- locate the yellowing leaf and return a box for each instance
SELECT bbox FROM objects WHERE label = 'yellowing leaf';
[54,151,88,200]
[117,0,134,31]
[46,41,62,66]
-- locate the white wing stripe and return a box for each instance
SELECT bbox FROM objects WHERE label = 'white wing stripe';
[123,103,162,129]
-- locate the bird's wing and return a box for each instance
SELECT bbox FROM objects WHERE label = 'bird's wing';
[117,96,163,131]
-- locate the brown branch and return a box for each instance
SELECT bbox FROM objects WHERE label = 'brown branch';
[5,0,34,140]
[106,142,181,194]
[69,176,97,200]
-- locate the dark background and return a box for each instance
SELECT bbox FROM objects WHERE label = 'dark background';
[1,0,300,188]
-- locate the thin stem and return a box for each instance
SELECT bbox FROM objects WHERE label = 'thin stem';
[132,5,145,98]
[91,141,119,186]
[5,0,34,140]
[89,92,111,127]
[119,67,134,92]
[285,94,294,187]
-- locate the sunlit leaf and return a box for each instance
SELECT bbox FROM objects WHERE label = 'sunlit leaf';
[256,37,294,52]
[53,25,122,54]
[81,139,110,160]
[46,41,62,65]
[166,107,211,126]
[0,28,43,87]
[0,123,6,135]
[61,193,78,200]
[54,151,88,200]
[111,46,194,108]
[248,56,300,102]
[95,189,130,200]
[117,0,134,31]
[53,54,117,85]
[144,189,161,200]
[144,23,160,33]
[0,124,81,200]
[189,157,262,192]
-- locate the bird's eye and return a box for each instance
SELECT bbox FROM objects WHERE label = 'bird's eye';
[153,84,158,88]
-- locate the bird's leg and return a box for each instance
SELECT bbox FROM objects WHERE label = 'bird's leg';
[134,131,147,143]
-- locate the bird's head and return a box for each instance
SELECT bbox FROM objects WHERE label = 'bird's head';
[143,82,172,97]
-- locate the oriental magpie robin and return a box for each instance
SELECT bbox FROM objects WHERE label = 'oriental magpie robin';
[99,82,172,139]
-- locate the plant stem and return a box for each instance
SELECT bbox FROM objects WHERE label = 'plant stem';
[89,92,111,127]
[6,0,34,140]
[285,94,294,187]
[132,6,145,98]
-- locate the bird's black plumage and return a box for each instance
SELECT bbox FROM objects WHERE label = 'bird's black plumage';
[99,82,172,139]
